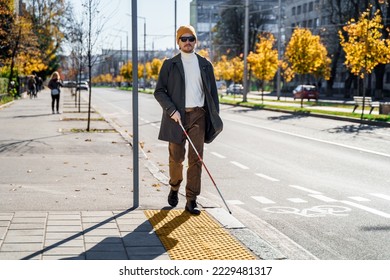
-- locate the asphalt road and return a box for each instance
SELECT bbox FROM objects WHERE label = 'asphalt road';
[88,88,390,260]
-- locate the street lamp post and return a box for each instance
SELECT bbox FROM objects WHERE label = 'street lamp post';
[277,0,281,100]
[175,0,177,52]
[126,13,147,88]
[243,0,249,102]
[139,16,147,88]
[249,5,281,100]
[131,0,139,208]
[114,29,129,64]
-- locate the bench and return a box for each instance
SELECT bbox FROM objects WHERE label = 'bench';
[352,96,380,114]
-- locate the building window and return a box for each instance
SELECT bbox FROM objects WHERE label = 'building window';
[303,3,307,13]
[308,19,313,28]
[309,2,314,12]
[297,5,301,15]
[292,7,296,15]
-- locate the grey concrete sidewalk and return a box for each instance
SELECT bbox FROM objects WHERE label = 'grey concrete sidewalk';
[0,210,169,260]
[0,89,172,259]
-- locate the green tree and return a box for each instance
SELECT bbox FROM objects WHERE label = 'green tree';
[24,0,70,77]
[213,0,267,59]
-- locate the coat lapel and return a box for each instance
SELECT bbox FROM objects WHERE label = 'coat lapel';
[197,54,211,94]
[171,54,185,81]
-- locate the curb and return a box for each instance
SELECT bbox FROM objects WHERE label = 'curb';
[220,101,390,128]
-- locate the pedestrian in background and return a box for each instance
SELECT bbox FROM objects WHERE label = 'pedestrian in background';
[27,75,36,99]
[48,71,63,114]
[154,25,222,215]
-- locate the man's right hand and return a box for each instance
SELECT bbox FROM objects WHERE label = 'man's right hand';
[171,111,181,123]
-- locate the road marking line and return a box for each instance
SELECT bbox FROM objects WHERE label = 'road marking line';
[211,152,226,159]
[255,173,280,182]
[230,161,249,170]
[341,200,390,219]
[227,200,244,205]
[224,117,390,158]
[289,185,322,194]
[370,193,390,201]
[348,196,370,202]
[252,196,276,204]
[287,198,308,203]
[309,194,338,202]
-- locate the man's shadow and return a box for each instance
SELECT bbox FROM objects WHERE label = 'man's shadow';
[83,208,192,260]
[66,207,190,260]
[21,207,192,260]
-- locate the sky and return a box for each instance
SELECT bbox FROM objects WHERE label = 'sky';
[69,0,192,53]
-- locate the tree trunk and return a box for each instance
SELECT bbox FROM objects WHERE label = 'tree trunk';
[7,26,22,96]
[374,64,385,100]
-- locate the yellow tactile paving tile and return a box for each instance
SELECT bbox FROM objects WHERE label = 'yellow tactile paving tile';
[145,210,256,260]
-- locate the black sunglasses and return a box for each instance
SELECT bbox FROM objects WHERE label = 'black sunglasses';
[180,36,196,43]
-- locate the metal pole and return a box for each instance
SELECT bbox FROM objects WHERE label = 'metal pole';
[126,33,129,63]
[276,0,281,100]
[143,19,146,88]
[243,0,249,102]
[87,0,92,132]
[174,0,177,52]
[131,0,139,208]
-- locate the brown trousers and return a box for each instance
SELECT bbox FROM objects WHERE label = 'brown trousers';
[168,107,206,201]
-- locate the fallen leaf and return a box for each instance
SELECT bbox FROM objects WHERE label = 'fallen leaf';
[85,139,92,142]
[101,172,108,175]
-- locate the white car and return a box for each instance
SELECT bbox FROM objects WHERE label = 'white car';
[226,84,243,95]
[76,81,89,91]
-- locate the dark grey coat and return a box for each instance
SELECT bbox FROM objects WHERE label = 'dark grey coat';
[154,53,222,144]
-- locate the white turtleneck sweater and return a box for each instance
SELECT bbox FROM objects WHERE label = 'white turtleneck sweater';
[181,51,204,108]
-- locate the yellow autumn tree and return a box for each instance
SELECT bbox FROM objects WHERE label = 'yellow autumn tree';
[284,28,331,82]
[120,61,133,82]
[145,61,152,80]
[197,49,210,60]
[230,56,244,83]
[247,33,279,101]
[214,55,232,81]
[339,7,390,79]
[150,58,164,81]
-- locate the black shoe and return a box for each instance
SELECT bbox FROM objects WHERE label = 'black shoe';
[185,200,201,215]
[168,190,178,207]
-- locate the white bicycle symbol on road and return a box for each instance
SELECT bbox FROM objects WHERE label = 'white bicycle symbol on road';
[263,205,351,217]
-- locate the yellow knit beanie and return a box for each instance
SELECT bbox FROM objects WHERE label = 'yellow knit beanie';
[176,25,197,44]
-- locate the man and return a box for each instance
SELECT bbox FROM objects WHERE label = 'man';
[154,25,222,215]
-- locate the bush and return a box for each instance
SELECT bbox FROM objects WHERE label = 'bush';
[0,78,8,94]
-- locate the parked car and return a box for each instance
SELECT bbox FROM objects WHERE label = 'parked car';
[293,85,319,101]
[76,81,89,91]
[226,83,244,95]
[63,81,76,88]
